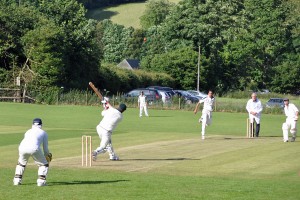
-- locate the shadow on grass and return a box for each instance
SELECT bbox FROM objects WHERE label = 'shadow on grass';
[49,179,129,186]
[122,158,200,161]
[148,116,173,118]
[223,136,282,140]
[86,10,119,20]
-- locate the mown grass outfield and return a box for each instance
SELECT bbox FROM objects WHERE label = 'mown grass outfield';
[0,102,299,200]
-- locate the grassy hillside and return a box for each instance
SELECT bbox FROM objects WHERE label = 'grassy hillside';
[86,0,181,28]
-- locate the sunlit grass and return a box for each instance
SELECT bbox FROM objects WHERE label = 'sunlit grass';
[0,102,299,199]
[86,0,182,28]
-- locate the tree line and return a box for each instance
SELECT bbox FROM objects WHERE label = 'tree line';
[0,0,299,96]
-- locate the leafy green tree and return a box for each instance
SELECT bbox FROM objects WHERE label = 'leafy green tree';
[141,47,199,89]
[124,29,146,59]
[271,54,300,93]
[21,19,65,87]
[99,20,133,63]
[34,0,101,88]
[142,0,245,92]
[223,0,296,91]
[140,0,175,29]
[0,2,38,70]
[270,0,300,93]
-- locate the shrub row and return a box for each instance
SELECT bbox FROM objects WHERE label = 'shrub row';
[97,64,176,94]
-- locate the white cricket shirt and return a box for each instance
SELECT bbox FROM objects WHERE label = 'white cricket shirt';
[99,107,123,132]
[284,103,299,120]
[138,95,147,106]
[200,97,215,112]
[19,125,49,154]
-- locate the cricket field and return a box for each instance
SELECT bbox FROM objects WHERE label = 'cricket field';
[0,102,299,199]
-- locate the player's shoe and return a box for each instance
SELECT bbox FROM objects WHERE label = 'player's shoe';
[37,179,47,186]
[291,137,296,142]
[13,178,22,186]
[284,140,289,142]
[13,180,21,185]
[110,155,119,161]
[37,182,47,186]
[92,151,98,161]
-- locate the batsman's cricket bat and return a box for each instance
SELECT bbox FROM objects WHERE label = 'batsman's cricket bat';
[89,82,103,100]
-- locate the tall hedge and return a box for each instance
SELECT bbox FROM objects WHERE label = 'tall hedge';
[97,64,175,94]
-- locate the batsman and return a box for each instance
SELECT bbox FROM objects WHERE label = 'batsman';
[13,118,52,186]
[92,98,127,161]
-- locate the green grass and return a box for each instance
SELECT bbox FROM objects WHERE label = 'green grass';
[86,0,182,28]
[0,102,300,199]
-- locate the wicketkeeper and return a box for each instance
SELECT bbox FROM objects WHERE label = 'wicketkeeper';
[194,90,215,140]
[92,99,127,161]
[282,98,299,142]
[13,118,52,186]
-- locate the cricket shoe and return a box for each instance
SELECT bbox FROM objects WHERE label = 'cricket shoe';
[291,137,296,142]
[284,140,289,142]
[110,155,119,161]
[37,182,47,187]
[92,151,98,161]
[13,181,21,186]
[37,179,47,187]
[13,178,22,186]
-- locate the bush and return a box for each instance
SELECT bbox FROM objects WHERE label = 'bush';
[97,64,175,93]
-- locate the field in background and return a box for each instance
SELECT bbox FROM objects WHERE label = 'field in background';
[86,0,181,28]
[0,102,299,199]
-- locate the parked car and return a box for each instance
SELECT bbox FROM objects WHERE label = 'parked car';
[173,90,199,104]
[157,90,172,104]
[147,86,175,96]
[123,88,160,104]
[265,98,284,108]
[186,90,207,100]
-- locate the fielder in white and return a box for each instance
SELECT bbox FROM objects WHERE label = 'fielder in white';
[282,98,299,142]
[138,91,149,117]
[92,101,127,161]
[246,93,263,137]
[13,118,52,186]
[194,90,215,140]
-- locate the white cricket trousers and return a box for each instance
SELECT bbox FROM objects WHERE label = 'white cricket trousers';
[139,105,149,117]
[96,125,116,158]
[282,118,297,141]
[201,110,212,136]
[14,146,49,186]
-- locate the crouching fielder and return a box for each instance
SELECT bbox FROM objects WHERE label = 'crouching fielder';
[194,90,215,140]
[13,118,52,186]
[92,101,127,161]
[282,98,299,142]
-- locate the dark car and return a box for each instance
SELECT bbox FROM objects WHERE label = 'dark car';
[123,88,161,104]
[266,98,284,108]
[173,90,199,104]
[147,86,175,96]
